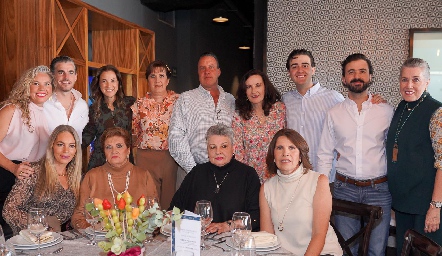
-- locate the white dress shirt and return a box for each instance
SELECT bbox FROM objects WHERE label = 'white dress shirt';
[317,94,394,179]
[282,82,344,173]
[43,88,89,141]
[168,85,235,173]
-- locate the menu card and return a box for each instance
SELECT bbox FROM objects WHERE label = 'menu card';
[171,210,201,256]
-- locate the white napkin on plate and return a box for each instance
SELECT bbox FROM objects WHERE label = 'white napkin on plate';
[19,230,53,244]
[251,231,278,248]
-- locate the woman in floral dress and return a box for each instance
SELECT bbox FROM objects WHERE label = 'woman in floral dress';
[131,60,179,209]
[233,69,285,183]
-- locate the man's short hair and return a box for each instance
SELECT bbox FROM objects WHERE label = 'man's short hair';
[50,56,77,73]
[341,53,373,76]
[401,58,430,80]
[286,49,316,70]
[199,52,220,68]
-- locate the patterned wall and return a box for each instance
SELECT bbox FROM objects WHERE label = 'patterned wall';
[267,0,442,106]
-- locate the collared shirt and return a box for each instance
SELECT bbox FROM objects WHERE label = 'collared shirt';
[282,82,344,173]
[131,90,180,150]
[168,85,235,173]
[317,94,394,179]
[43,89,88,142]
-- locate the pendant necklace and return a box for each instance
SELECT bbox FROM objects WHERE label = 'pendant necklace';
[107,170,131,203]
[276,171,304,232]
[213,170,230,193]
[392,94,427,162]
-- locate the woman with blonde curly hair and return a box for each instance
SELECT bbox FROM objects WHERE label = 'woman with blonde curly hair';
[0,65,54,238]
[3,125,82,234]
[82,65,136,171]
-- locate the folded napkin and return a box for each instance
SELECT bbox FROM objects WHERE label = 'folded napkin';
[19,230,53,244]
[251,231,278,248]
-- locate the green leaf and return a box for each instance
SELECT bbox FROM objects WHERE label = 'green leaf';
[85,203,95,212]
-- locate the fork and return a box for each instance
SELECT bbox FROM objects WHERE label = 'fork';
[50,247,63,254]
[212,244,231,252]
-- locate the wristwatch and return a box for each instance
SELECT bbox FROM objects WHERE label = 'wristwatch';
[430,201,442,208]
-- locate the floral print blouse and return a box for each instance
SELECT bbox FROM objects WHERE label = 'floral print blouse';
[2,163,77,235]
[131,90,179,150]
[233,101,286,183]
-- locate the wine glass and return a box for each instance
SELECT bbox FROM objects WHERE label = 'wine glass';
[27,208,48,256]
[84,198,100,245]
[231,212,252,256]
[194,200,213,250]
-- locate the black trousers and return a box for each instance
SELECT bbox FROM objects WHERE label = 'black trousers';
[0,160,20,239]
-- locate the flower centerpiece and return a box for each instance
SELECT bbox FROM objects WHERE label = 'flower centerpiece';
[86,192,182,256]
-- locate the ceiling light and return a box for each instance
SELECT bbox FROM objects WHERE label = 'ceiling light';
[213,16,229,23]
[239,45,251,50]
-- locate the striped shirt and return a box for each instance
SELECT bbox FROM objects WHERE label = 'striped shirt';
[168,85,235,172]
[282,82,344,174]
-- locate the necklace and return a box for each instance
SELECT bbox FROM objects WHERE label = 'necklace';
[107,170,131,203]
[276,172,304,231]
[213,170,230,193]
[58,172,67,177]
[392,94,427,162]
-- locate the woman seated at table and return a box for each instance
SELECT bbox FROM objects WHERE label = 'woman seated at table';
[3,125,82,235]
[72,127,157,229]
[260,129,342,255]
[169,123,261,233]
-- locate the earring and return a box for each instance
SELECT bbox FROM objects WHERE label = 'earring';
[127,155,129,159]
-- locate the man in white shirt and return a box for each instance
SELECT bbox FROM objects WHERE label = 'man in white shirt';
[282,49,344,179]
[168,52,235,178]
[44,56,88,140]
[317,53,393,256]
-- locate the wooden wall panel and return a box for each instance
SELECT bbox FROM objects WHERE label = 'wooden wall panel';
[91,29,138,71]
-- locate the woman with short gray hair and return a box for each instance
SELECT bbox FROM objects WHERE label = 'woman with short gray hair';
[169,123,260,234]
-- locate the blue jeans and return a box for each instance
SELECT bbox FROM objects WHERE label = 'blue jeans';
[333,180,392,256]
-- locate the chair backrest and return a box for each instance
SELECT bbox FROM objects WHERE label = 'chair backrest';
[330,198,383,256]
[401,229,442,256]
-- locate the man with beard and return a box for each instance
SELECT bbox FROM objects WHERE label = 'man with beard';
[44,56,88,142]
[317,53,393,255]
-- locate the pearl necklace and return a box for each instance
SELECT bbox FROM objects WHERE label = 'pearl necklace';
[276,166,304,232]
[107,170,131,203]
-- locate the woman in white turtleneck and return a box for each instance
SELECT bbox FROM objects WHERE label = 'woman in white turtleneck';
[259,129,342,256]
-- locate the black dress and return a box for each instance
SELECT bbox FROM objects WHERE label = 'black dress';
[169,158,261,231]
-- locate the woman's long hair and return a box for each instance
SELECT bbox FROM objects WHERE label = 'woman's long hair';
[235,69,281,120]
[34,125,82,202]
[0,66,53,131]
[90,65,125,121]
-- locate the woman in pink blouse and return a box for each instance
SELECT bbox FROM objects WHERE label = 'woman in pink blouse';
[131,60,179,209]
[233,69,286,183]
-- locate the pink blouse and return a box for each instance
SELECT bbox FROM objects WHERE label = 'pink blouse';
[131,90,179,150]
[232,101,286,182]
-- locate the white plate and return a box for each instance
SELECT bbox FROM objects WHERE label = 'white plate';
[226,237,281,252]
[10,233,63,250]
[85,227,107,237]
[160,223,172,236]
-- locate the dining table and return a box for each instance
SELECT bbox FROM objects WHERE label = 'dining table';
[6,230,294,256]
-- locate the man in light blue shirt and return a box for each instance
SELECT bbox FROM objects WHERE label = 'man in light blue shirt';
[282,49,344,178]
[169,52,235,176]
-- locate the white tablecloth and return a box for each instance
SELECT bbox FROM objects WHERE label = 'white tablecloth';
[8,231,293,255]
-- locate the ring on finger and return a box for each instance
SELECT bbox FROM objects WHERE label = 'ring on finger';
[19,171,23,176]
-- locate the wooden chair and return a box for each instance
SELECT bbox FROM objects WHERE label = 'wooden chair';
[401,229,442,256]
[331,198,383,256]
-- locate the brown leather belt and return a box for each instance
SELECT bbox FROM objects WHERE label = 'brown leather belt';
[336,173,387,187]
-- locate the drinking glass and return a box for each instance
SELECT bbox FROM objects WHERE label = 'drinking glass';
[231,212,252,256]
[194,200,213,250]
[27,208,48,256]
[84,198,100,245]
